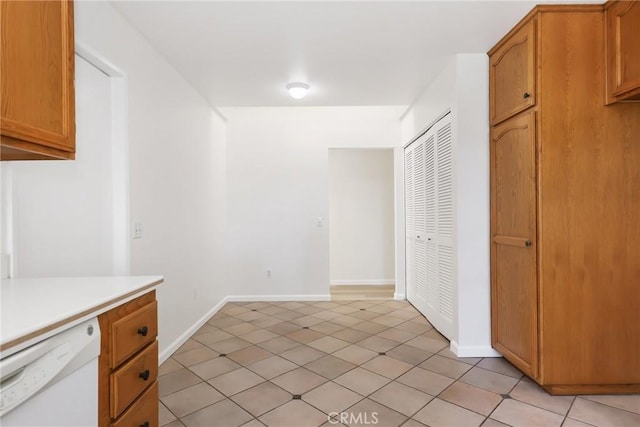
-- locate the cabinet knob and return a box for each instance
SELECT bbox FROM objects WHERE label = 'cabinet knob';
[525,240,532,247]
[140,422,150,427]
[139,369,150,381]
[137,326,149,337]
[523,92,531,99]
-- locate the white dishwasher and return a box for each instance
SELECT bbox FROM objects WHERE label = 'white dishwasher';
[0,317,100,427]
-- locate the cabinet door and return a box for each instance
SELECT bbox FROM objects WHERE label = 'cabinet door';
[0,0,75,160]
[606,1,640,102]
[490,19,536,125]
[490,112,538,378]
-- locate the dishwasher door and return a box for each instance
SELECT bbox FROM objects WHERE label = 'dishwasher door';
[0,318,100,427]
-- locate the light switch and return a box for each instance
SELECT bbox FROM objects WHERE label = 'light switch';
[317,217,323,227]
[133,222,143,239]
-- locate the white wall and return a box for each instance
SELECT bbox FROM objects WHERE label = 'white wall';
[74,1,228,359]
[222,106,405,299]
[3,57,115,278]
[329,149,395,285]
[401,54,497,357]
[454,55,493,355]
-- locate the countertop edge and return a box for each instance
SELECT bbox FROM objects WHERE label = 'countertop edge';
[0,277,163,358]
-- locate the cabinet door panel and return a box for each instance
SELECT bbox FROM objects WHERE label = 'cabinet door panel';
[490,19,536,125]
[0,0,75,157]
[607,1,640,101]
[491,112,538,378]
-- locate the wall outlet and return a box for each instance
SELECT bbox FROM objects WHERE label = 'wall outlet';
[133,222,143,239]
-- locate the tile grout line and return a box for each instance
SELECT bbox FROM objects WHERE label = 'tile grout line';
[165,300,634,427]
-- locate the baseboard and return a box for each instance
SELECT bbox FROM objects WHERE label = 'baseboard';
[227,294,331,302]
[330,280,395,286]
[451,341,501,358]
[394,292,406,300]
[159,296,229,364]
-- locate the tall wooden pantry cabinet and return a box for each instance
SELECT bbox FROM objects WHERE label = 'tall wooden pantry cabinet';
[489,4,640,395]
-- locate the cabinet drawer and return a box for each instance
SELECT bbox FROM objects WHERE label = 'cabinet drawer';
[112,381,158,427]
[490,18,537,125]
[111,341,158,419]
[111,301,157,367]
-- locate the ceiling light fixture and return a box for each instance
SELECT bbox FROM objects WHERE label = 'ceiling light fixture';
[286,82,310,99]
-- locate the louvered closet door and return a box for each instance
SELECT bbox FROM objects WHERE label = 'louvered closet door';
[405,114,455,340]
[413,142,427,309]
[405,147,416,301]
[433,121,455,338]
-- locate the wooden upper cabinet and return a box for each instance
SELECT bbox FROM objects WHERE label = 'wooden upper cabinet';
[489,19,537,125]
[0,0,75,160]
[606,0,640,103]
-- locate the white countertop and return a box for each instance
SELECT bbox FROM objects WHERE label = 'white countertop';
[0,276,163,358]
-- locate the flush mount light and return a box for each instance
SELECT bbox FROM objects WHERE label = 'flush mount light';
[286,82,310,99]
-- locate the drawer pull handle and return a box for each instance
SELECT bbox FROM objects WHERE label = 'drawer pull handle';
[140,422,150,427]
[139,370,150,381]
[138,326,149,337]
[523,92,531,99]
[525,240,532,247]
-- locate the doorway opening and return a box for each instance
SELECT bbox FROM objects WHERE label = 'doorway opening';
[328,148,396,300]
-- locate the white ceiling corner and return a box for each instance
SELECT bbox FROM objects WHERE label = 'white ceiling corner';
[110,0,601,107]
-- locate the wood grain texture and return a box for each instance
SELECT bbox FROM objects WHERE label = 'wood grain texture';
[543,383,640,396]
[330,285,395,300]
[98,291,157,427]
[606,0,640,102]
[0,135,74,160]
[490,19,536,125]
[490,4,640,395]
[110,341,158,419]
[490,111,538,379]
[0,0,75,160]
[111,381,159,427]
[538,8,640,388]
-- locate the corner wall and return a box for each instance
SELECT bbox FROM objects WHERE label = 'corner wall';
[222,106,405,299]
[401,54,497,356]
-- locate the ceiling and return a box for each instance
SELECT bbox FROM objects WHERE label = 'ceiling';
[111,1,595,108]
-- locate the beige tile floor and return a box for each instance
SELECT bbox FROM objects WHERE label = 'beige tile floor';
[158,300,640,427]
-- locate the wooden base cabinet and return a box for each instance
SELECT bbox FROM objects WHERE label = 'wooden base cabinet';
[98,292,159,426]
[489,5,640,395]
